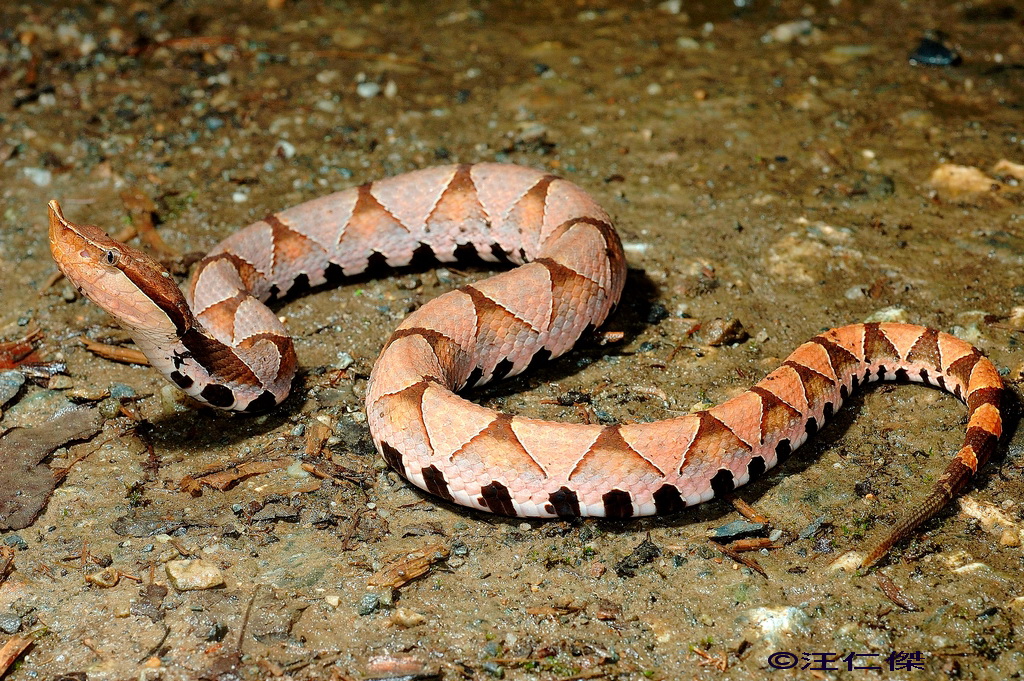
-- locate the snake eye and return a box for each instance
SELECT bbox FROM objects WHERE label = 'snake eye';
[102,249,121,266]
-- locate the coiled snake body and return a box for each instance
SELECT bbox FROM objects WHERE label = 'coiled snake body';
[48,163,1004,567]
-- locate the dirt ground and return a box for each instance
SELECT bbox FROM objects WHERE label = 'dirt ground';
[1,1,1023,679]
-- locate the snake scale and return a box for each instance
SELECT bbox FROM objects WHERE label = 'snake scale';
[48,163,1004,567]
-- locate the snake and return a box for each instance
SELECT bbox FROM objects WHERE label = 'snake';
[47,162,1004,567]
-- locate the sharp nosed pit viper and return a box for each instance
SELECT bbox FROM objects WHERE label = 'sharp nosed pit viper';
[47,163,1005,568]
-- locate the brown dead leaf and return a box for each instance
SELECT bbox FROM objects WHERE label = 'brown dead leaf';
[0,408,101,530]
[121,188,176,257]
[78,337,150,365]
[0,636,32,677]
[180,458,292,496]
[367,542,450,588]
[0,329,43,369]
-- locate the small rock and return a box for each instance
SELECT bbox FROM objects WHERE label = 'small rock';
[0,370,25,408]
[3,534,27,551]
[909,36,961,67]
[0,614,21,634]
[798,516,827,540]
[481,661,505,678]
[828,551,865,572]
[22,167,52,186]
[761,19,819,45]
[325,594,341,608]
[929,163,1004,196]
[206,622,229,642]
[109,382,135,399]
[358,592,380,615]
[165,559,225,590]
[274,140,296,159]
[702,318,748,346]
[646,303,670,324]
[390,607,426,628]
[710,520,766,539]
[356,81,381,98]
[737,606,811,645]
[47,375,75,390]
[614,537,662,577]
[999,529,1020,547]
[863,306,908,324]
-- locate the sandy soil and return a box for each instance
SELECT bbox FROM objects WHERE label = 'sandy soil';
[1,1,1023,679]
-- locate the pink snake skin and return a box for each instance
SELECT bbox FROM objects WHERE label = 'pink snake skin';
[48,163,1005,567]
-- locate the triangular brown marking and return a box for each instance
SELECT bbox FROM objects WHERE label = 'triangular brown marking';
[602,489,633,518]
[379,441,406,478]
[351,182,411,233]
[196,291,248,336]
[510,174,556,220]
[750,386,803,445]
[810,335,861,381]
[425,163,487,233]
[863,322,901,361]
[783,361,838,409]
[421,464,453,502]
[906,327,941,371]
[181,328,261,386]
[568,425,664,482]
[946,349,982,390]
[451,413,546,478]
[480,480,516,516]
[264,213,327,287]
[548,487,581,518]
[194,253,263,301]
[534,257,600,327]
[386,327,469,383]
[461,284,535,332]
[238,332,297,382]
[678,412,752,476]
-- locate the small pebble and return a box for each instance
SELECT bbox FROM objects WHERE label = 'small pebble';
[48,375,74,390]
[22,167,52,186]
[325,594,341,608]
[358,592,380,615]
[390,607,426,628]
[702,318,748,346]
[798,516,826,540]
[481,661,505,679]
[335,351,354,370]
[999,529,1020,547]
[109,382,135,399]
[3,534,27,551]
[165,559,225,591]
[908,36,961,67]
[711,520,766,539]
[291,424,306,436]
[274,140,296,159]
[0,370,26,408]
[356,82,381,98]
[0,614,21,635]
[864,306,908,324]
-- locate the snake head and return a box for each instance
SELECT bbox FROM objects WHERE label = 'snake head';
[48,200,194,336]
